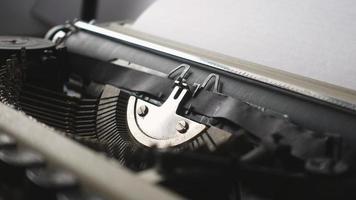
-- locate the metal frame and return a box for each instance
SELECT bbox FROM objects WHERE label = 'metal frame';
[72,21,356,112]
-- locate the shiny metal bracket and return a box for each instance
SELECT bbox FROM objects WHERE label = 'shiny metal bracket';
[127,86,206,148]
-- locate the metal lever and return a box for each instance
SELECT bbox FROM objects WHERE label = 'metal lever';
[167,64,190,81]
[193,73,221,97]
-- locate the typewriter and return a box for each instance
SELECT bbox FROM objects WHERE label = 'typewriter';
[0,20,356,200]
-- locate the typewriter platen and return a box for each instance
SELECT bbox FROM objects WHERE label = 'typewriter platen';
[1,21,356,200]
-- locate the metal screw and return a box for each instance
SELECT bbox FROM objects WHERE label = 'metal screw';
[176,120,189,133]
[137,105,148,117]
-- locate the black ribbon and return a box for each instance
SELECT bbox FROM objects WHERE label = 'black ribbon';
[70,56,344,170]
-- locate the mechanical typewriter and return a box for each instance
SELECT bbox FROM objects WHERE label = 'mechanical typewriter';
[0,20,356,200]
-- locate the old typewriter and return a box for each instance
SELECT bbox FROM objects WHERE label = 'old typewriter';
[0,20,356,200]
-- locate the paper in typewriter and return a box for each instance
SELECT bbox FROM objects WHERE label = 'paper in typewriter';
[132,0,356,91]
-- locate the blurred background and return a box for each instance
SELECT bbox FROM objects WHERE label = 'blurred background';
[0,0,155,36]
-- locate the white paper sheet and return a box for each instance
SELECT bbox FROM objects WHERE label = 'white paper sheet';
[132,0,356,90]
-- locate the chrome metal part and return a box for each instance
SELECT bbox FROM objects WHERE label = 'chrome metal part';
[127,86,206,148]
[167,64,190,80]
[137,105,148,117]
[45,25,67,41]
[176,120,188,133]
[193,73,221,97]
[72,21,356,112]
[51,31,67,44]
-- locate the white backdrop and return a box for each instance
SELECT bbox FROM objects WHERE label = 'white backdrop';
[133,0,356,90]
